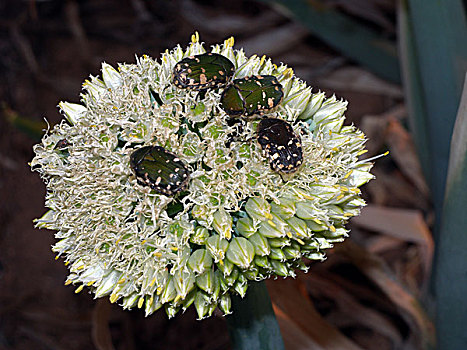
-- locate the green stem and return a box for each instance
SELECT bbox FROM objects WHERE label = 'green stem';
[226,281,285,350]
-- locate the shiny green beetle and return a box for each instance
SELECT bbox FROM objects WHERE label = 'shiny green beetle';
[173,53,235,90]
[220,75,284,117]
[130,146,190,196]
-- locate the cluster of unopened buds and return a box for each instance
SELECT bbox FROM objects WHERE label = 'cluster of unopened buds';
[31,33,375,319]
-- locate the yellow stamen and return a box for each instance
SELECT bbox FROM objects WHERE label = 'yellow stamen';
[357,149,368,156]
[137,296,145,309]
[75,285,84,293]
[110,293,119,303]
[344,170,353,179]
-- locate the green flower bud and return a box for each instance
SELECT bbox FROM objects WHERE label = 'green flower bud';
[298,91,325,120]
[122,293,139,310]
[233,274,248,297]
[145,295,162,316]
[218,258,235,276]
[206,235,229,263]
[315,237,334,250]
[269,247,286,261]
[210,270,222,301]
[173,270,195,300]
[226,237,255,269]
[258,213,288,238]
[286,216,310,240]
[283,85,312,111]
[212,208,233,240]
[196,268,217,295]
[268,237,290,248]
[306,219,327,232]
[182,290,196,311]
[270,260,289,277]
[160,276,177,304]
[254,255,271,269]
[316,227,348,243]
[188,249,213,274]
[190,226,210,245]
[283,245,301,260]
[236,216,256,238]
[248,232,271,256]
[58,101,87,125]
[101,62,122,90]
[222,267,239,287]
[245,197,272,222]
[219,294,232,315]
[302,249,326,261]
[243,269,259,280]
[165,304,180,319]
[194,291,210,320]
[95,270,121,298]
[295,201,320,221]
[270,198,296,219]
[191,204,210,228]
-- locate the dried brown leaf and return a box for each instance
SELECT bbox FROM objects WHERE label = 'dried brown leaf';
[300,274,402,346]
[337,240,435,348]
[385,118,430,197]
[352,204,433,279]
[267,278,364,350]
[275,308,326,350]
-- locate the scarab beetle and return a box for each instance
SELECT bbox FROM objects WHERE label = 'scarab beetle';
[257,118,303,174]
[220,75,283,117]
[173,53,235,90]
[130,146,190,196]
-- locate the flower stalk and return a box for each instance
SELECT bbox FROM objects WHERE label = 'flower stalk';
[227,281,285,350]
